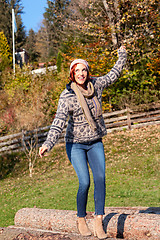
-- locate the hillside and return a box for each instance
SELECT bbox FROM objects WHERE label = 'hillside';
[0,124,159,227]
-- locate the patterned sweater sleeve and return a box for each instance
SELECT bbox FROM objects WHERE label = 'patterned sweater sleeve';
[42,91,69,151]
[94,48,127,89]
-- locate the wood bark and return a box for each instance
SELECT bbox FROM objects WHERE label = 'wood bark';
[14,207,160,239]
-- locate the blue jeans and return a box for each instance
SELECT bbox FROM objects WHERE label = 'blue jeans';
[66,139,106,217]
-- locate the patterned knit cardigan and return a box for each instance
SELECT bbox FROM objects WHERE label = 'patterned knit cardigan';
[43,48,127,151]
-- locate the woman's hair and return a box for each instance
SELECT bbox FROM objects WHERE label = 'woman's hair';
[70,64,90,82]
[70,64,77,82]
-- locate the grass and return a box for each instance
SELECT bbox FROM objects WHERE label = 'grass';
[0,125,160,227]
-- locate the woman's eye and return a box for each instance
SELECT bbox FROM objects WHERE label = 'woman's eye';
[75,68,87,73]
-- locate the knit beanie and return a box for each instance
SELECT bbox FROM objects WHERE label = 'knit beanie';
[70,59,89,72]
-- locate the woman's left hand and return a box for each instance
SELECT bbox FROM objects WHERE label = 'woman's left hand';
[39,145,48,158]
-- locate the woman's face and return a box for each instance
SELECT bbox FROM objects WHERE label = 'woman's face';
[74,63,88,88]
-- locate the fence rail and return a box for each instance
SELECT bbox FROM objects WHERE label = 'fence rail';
[1,106,160,155]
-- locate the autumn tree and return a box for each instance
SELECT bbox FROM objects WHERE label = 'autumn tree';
[68,0,159,65]
[0,31,12,73]
[62,0,108,46]
[101,0,159,63]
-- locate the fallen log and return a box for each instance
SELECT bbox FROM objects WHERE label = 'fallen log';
[14,207,160,240]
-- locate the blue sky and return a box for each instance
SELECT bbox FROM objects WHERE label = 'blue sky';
[21,0,47,33]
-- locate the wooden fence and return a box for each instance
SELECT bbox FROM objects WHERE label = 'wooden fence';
[0,106,160,156]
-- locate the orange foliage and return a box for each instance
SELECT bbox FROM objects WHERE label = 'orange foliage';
[147,51,160,75]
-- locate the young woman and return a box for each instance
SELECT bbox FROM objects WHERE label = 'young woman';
[39,46,127,239]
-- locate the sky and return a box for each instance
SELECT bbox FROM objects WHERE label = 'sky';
[21,0,47,33]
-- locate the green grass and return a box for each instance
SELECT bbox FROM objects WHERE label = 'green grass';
[0,125,160,227]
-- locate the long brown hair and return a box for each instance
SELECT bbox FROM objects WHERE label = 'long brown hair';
[70,64,90,82]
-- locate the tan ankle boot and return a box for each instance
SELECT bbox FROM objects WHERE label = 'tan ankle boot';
[94,215,107,239]
[77,217,92,236]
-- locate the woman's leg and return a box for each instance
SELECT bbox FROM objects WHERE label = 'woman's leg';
[66,142,90,217]
[87,140,107,238]
[87,140,106,216]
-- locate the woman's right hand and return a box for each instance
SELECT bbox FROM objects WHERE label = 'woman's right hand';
[118,45,127,58]
[119,45,126,51]
[39,145,48,158]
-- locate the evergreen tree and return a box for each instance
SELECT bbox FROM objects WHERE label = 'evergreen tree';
[43,0,71,56]
[56,51,62,72]
[35,20,50,62]
[25,29,39,63]
[0,0,26,51]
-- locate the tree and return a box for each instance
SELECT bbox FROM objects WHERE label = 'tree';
[0,31,12,72]
[0,0,26,51]
[43,0,71,56]
[35,20,50,62]
[65,0,109,44]
[101,0,159,64]
[25,29,39,63]
[22,130,39,178]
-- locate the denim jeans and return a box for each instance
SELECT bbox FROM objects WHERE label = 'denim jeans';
[66,139,106,217]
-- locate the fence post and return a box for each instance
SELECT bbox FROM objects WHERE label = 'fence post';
[126,107,131,130]
[21,130,25,151]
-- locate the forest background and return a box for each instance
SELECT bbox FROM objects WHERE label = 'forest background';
[0,0,159,135]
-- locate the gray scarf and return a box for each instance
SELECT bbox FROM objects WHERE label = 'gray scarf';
[71,81,102,130]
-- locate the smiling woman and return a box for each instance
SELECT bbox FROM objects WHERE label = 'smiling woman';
[39,46,127,239]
